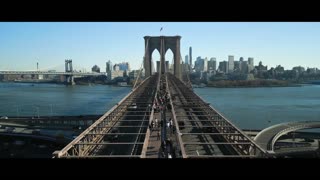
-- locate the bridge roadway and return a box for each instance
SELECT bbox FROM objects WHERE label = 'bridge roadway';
[0,71,104,76]
[53,73,268,158]
[165,73,267,157]
[0,115,101,130]
[53,74,158,158]
[254,121,320,155]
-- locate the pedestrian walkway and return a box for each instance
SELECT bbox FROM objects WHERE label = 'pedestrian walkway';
[145,112,161,158]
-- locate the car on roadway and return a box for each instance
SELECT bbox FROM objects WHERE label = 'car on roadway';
[128,103,138,110]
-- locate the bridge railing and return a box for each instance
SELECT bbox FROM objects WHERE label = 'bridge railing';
[167,73,268,157]
[271,122,320,151]
[165,74,187,158]
[140,73,160,158]
[0,71,104,76]
[53,76,151,158]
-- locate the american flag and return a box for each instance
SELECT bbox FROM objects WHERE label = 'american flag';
[160,27,163,31]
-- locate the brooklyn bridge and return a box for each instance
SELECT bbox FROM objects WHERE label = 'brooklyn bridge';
[51,36,269,158]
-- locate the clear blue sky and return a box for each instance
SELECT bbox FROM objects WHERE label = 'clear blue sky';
[0,22,319,71]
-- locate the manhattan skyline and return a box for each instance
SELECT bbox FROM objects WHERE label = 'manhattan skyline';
[0,22,320,71]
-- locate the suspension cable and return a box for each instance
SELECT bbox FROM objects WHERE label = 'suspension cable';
[179,51,192,89]
[133,39,150,90]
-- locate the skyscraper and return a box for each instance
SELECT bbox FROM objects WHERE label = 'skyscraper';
[194,56,203,72]
[241,61,248,74]
[204,57,208,72]
[237,57,244,72]
[114,64,120,71]
[106,60,112,72]
[92,65,100,73]
[248,57,254,72]
[208,58,216,71]
[189,47,192,68]
[248,57,254,66]
[228,55,234,73]
[185,55,189,64]
[219,61,228,73]
[118,62,130,71]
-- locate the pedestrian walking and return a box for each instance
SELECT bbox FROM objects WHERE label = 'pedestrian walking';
[157,131,160,140]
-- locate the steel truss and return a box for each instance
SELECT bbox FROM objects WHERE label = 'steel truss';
[167,73,268,158]
[53,74,159,158]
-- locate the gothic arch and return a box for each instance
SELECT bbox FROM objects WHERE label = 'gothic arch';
[144,36,181,79]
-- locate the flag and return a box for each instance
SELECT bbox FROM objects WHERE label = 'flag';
[160,27,163,31]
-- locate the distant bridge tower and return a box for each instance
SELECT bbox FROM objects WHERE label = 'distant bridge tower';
[65,59,75,85]
[65,59,73,72]
[144,36,181,80]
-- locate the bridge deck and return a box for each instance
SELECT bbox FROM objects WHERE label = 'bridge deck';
[53,74,158,158]
[54,72,267,158]
[167,73,267,157]
[145,111,161,158]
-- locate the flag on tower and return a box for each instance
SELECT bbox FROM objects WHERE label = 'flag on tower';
[160,27,163,31]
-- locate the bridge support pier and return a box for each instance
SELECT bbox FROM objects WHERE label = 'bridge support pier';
[65,75,75,85]
[160,37,166,75]
[174,36,181,80]
[65,59,75,85]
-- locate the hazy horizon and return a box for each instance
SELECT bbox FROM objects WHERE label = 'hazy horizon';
[0,22,319,72]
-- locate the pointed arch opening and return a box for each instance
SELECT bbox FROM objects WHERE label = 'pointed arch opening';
[151,48,160,74]
[165,48,174,74]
